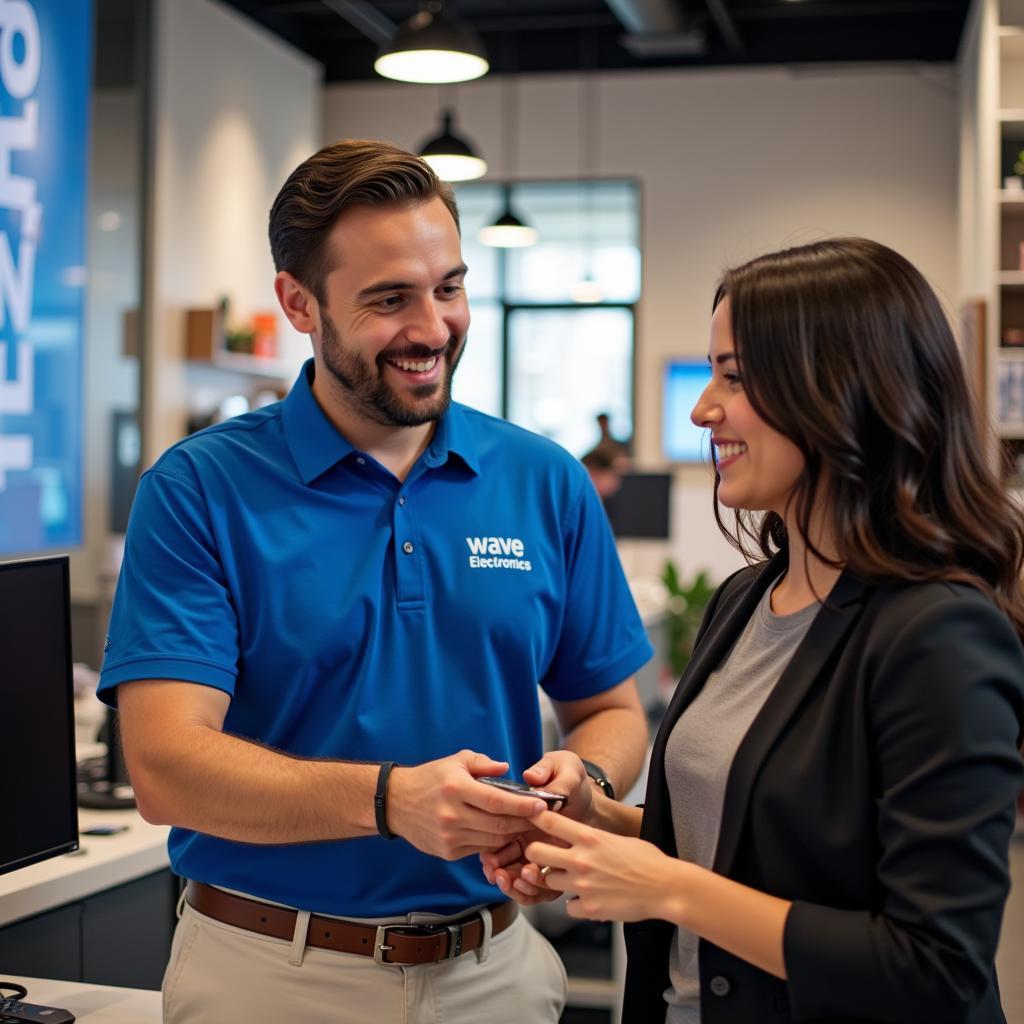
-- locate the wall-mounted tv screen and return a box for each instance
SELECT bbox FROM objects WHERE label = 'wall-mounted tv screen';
[663,360,712,462]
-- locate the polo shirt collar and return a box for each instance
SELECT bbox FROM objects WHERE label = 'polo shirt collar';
[282,360,480,484]
[282,361,355,484]
[431,401,480,477]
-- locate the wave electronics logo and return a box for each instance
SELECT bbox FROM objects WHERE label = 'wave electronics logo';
[465,536,532,572]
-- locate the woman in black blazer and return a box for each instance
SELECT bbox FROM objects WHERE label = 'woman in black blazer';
[496,238,1024,1023]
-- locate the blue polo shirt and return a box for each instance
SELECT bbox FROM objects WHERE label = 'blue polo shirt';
[99,360,652,916]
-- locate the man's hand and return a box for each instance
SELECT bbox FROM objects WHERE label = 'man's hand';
[480,750,592,904]
[523,750,593,823]
[387,750,549,861]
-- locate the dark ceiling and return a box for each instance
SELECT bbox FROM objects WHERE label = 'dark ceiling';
[218,0,972,82]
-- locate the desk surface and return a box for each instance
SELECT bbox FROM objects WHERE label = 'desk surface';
[0,809,169,929]
[1,977,160,1023]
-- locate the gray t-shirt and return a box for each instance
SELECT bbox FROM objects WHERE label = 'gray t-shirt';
[663,579,819,1023]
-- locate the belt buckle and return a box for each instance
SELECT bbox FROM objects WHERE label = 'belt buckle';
[419,918,465,960]
[373,924,399,965]
[373,920,465,965]
[444,921,463,959]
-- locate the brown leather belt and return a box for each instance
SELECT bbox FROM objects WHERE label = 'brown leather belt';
[185,881,518,965]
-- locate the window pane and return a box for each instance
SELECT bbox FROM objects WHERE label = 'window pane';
[453,182,502,302]
[451,300,502,418]
[507,308,633,456]
[505,181,640,305]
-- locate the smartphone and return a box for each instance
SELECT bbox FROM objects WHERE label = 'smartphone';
[478,776,566,811]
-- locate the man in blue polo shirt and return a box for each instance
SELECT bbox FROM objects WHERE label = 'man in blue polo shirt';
[99,140,652,1024]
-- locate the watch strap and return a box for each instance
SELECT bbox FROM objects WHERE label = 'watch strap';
[580,758,615,802]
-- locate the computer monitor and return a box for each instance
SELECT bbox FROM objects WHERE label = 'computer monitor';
[0,556,79,876]
[603,473,673,539]
[663,360,712,462]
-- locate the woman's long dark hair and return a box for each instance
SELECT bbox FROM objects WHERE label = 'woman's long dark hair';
[712,237,1024,641]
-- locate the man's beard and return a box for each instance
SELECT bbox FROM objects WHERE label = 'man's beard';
[319,310,464,428]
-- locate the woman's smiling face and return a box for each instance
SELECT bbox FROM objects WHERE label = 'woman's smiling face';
[691,298,805,517]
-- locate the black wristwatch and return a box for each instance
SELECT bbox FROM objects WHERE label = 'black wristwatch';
[581,759,615,801]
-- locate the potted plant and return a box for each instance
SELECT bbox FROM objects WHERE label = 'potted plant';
[661,562,717,677]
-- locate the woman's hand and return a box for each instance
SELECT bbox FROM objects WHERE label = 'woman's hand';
[522,750,594,823]
[523,809,681,922]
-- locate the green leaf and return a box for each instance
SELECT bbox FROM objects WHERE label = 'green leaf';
[661,560,718,676]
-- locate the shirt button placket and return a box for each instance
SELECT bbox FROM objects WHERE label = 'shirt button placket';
[394,492,424,607]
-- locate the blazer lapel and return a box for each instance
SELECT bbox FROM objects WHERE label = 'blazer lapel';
[711,568,872,875]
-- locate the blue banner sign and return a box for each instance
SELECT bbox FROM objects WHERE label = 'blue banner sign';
[0,0,90,553]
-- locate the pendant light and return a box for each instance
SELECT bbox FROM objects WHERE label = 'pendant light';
[572,70,604,304]
[478,196,538,247]
[479,74,538,248]
[418,107,487,182]
[375,1,489,85]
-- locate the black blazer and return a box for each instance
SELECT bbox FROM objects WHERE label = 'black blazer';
[623,552,1024,1024]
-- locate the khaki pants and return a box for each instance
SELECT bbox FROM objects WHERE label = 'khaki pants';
[162,896,568,1024]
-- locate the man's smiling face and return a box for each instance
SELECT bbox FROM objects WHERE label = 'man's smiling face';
[316,197,470,428]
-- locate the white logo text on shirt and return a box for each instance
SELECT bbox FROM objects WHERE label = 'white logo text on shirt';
[465,536,533,572]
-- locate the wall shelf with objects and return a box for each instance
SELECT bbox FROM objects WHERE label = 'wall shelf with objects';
[182,307,308,435]
[184,307,294,381]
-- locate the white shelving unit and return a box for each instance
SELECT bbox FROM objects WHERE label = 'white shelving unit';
[998,9,1024,491]
[961,0,1024,486]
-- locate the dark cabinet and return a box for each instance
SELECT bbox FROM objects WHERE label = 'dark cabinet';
[0,869,179,990]
[0,902,82,981]
[81,869,180,987]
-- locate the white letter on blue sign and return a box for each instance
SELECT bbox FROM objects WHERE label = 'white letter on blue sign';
[0,0,41,492]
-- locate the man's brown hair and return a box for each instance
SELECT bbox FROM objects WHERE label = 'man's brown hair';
[268,139,460,305]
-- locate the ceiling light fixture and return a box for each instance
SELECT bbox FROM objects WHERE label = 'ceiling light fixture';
[418,108,487,181]
[570,276,604,304]
[572,64,605,305]
[480,71,538,248]
[375,1,489,85]
[479,191,538,248]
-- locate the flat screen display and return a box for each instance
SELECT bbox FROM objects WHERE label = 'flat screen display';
[604,473,672,540]
[663,360,712,463]
[0,556,78,875]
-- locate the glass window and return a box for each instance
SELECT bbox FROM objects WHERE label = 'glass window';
[453,183,501,302]
[507,308,633,456]
[451,300,501,418]
[505,181,640,305]
[453,179,640,449]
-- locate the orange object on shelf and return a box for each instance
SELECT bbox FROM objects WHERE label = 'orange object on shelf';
[251,312,278,359]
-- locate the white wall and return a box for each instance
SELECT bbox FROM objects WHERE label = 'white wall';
[146,0,322,460]
[324,66,959,583]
